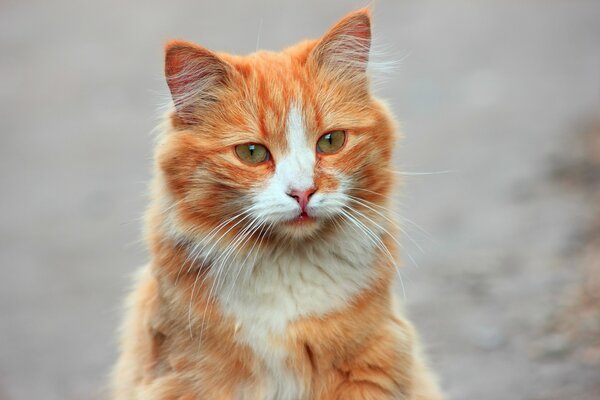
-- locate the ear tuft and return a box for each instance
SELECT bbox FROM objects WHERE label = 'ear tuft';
[164,40,230,124]
[310,9,372,79]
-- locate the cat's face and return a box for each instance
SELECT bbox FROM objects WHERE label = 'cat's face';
[158,10,394,244]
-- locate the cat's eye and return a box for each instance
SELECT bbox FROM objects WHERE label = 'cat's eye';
[316,130,346,154]
[235,143,270,165]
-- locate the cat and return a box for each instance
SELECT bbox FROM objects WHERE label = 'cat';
[111,8,443,400]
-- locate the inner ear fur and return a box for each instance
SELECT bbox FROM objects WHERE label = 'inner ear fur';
[309,9,372,81]
[164,40,232,125]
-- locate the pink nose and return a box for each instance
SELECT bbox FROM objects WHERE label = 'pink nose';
[287,188,316,212]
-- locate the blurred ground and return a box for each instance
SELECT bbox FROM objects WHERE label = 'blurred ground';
[1,1,599,399]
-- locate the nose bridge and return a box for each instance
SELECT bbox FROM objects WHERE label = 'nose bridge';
[277,150,314,191]
[291,154,314,188]
[279,103,315,192]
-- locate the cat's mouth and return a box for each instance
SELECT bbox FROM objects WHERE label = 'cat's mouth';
[287,211,316,225]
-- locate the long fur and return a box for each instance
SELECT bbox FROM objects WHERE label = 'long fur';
[111,8,443,400]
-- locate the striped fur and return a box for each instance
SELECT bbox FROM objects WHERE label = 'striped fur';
[112,8,443,400]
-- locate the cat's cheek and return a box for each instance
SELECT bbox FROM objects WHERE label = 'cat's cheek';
[314,170,341,193]
[230,176,275,203]
[156,135,208,197]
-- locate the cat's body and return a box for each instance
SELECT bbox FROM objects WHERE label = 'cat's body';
[112,9,443,400]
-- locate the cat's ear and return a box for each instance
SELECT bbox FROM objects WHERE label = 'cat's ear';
[164,40,232,124]
[310,8,371,83]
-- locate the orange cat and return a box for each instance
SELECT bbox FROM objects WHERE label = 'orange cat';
[112,9,443,400]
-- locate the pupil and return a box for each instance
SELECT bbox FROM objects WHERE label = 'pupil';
[249,144,255,155]
[327,134,332,144]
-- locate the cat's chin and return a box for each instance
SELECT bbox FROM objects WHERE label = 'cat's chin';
[277,213,322,238]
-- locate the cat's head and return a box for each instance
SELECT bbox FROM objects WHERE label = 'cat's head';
[156,9,395,245]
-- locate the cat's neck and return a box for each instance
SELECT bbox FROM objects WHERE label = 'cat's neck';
[150,207,393,328]
[214,226,382,332]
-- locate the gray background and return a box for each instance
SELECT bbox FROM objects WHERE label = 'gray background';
[1,1,599,399]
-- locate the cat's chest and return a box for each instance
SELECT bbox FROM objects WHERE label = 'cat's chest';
[215,247,375,400]
[217,245,374,338]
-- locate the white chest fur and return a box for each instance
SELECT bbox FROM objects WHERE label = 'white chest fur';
[212,228,378,400]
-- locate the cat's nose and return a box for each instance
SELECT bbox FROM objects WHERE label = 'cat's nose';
[287,187,316,212]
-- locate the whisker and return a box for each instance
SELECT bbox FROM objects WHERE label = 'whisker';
[348,205,421,270]
[196,215,262,339]
[191,221,249,340]
[175,212,247,285]
[223,218,269,303]
[349,187,393,200]
[347,195,425,254]
[338,207,407,299]
[185,207,258,339]
[401,216,437,243]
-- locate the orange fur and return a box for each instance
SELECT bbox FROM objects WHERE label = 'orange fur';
[112,9,443,399]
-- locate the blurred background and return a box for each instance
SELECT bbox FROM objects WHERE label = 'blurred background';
[1,1,599,399]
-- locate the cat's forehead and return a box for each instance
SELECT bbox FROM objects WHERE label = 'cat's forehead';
[211,45,373,155]
[225,51,323,151]
[238,52,315,107]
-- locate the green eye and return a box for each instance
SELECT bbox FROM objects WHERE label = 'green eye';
[235,143,269,164]
[317,130,346,154]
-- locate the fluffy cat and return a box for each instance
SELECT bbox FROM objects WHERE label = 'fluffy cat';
[111,8,443,400]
